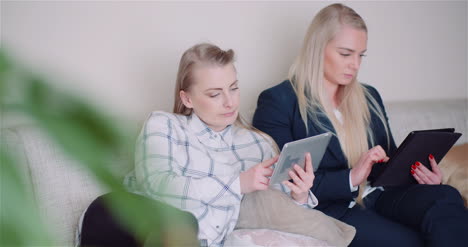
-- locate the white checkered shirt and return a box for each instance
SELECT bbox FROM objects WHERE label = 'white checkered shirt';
[124,111,317,246]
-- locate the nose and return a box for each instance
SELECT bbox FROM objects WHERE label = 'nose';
[223,93,233,108]
[350,55,361,71]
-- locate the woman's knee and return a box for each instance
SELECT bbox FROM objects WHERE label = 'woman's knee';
[405,184,463,205]
[343,207,423,247]
[349,219,423,247]
[435,184,463,202]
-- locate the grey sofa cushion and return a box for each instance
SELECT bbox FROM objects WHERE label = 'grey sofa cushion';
[385,99,467,145]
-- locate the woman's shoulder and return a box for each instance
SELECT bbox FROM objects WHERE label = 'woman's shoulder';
[259,80,297,103]
[232,125,277,153]
[143,111,189,132]
[361,83,379,95]
[361,83,384,101]
[262,80,295,94]
[146,111,184,122]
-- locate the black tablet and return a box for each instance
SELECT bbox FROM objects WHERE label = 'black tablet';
[371,128,461,187]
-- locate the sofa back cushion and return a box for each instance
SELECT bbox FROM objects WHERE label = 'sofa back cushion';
[385,99,467,146]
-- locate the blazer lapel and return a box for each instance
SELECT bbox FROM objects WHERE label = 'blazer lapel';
[308,113,346,163]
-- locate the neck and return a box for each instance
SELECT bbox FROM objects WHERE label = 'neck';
[324,80,340,108]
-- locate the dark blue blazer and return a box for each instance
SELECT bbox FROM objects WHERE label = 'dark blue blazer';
[253,80,397,219]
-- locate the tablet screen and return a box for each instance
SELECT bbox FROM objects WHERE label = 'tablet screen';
[269,132,332,185]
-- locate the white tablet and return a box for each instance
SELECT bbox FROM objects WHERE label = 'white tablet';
[269,132,332,186]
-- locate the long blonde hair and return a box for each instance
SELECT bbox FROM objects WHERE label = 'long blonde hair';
[173,43,279,153]
[289,4,390,199]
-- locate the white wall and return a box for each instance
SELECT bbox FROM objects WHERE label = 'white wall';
[2,1,467,129]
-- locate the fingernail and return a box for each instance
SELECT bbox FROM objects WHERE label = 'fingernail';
[429,154,434,160]
[411,164,416,169]
[416,162,421,166]
[410,170,415,174]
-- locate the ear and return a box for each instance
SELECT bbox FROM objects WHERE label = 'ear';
[179,90,193,109]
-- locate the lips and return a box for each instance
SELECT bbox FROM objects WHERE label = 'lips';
[222,111,237,117]
[344,73,354,78]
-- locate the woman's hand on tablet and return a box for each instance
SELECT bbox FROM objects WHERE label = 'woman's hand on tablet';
[411,154,443,185]
[350,145,389,187]
[240,156,278,194]
[283,152,315,204]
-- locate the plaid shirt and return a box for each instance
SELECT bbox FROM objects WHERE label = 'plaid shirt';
[125,111,317,246]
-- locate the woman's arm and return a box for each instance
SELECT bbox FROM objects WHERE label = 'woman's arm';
[365,84,398,181]
[365,84,397,154]
[253,86,356,204]
[253,88,295,149]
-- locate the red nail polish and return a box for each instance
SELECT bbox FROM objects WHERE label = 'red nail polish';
[411,165,416,169]
[410,170,415,174]
[429,154,434,160]
[416,162,421,166]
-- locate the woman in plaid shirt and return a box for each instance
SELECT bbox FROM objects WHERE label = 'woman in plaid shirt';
[78,43,321,247]
[126,43,319,246]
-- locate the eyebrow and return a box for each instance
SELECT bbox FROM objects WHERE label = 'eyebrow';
[337,47,367,53]
[204,80,238,92]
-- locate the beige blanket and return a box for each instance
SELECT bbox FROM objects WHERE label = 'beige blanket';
[236,189,356,247]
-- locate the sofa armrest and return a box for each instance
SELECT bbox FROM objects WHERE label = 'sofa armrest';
[2,125,108,246]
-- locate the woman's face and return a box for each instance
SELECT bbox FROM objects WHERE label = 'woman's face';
[323,25,368,88]
[180,63,239,132]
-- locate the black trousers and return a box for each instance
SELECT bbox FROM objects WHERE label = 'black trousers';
[78,192,199,247]
[341,184,468,247]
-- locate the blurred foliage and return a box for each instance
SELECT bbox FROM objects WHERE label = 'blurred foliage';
[0,51,196,246]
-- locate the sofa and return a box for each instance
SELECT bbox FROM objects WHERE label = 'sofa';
[2,99,467,246]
